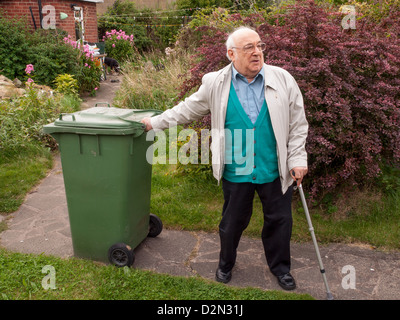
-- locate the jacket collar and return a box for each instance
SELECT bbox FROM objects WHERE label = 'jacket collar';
[221,63,278,91]
[263,64,278,91]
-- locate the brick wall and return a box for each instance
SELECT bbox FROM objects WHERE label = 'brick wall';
[0,0,99,43]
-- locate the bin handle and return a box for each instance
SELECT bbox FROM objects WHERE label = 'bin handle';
[59,114,76,121]
[116,109,162,127]
[95,102,110,108]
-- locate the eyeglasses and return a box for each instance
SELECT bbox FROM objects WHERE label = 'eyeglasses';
[231,42,266,53]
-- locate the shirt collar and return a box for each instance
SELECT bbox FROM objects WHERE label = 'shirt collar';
[232,64,264,84]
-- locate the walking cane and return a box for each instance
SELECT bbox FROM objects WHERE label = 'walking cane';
[293,177,334,300]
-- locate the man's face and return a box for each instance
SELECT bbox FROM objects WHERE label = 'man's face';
[227,30,264,82]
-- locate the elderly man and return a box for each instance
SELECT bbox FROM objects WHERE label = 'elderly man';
[141,26,308,291]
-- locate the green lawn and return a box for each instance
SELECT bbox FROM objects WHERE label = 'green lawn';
[0,248,313,300]
[0,146,52,214]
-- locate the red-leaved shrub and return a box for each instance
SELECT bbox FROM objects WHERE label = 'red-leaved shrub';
[178,0,400,197]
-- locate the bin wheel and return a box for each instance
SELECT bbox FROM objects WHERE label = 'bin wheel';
[108,243,135,267]
[148,213,163,238]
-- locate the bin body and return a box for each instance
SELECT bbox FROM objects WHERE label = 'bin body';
[43,107,157,263]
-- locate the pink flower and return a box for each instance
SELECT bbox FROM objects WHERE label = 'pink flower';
[112,43,115,48]
[94,87,98,90]
[25,64,34,75]
[27,78,34,83]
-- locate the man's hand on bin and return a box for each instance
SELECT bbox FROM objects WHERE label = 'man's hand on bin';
[141,117,153,131]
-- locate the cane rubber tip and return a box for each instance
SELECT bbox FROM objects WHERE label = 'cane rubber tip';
[326,292,334,300]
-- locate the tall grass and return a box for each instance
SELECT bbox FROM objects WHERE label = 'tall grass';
[114,50,193,110]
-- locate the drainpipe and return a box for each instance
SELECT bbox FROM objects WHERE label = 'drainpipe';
[29,6,37,30]
[38,0,43,28]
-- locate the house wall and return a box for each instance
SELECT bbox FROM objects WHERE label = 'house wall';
[0,0,99,42]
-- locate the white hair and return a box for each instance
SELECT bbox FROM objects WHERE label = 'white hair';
[225,26,257,61]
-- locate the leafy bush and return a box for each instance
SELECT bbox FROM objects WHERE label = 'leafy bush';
[346,0,400,23]
[103,29,136,62]
[0,84,81,157]
[75,53,101,96]
[176,0,400,197]
[98,0,152,52]
[54,74,79,97]
[0,13,79,87]
[63,35,102,95]
[259,0,400,197]
[0,13,102,94]
[98,0,186,52]
[27,29,79,86]
[0,14,31,81]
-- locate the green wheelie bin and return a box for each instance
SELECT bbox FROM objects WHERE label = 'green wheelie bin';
[43,105,162,267]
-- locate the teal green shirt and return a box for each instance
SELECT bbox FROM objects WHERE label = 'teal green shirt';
[223,82,279,184]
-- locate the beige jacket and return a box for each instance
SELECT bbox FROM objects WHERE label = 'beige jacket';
[150,63,308,194]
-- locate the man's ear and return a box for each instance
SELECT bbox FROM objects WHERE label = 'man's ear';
[227,49,235,62]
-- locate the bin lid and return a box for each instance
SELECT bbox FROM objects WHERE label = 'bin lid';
[43,107,161,136]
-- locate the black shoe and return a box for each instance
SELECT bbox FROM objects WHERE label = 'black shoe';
[277,273,296,291]
[215,268,232,284]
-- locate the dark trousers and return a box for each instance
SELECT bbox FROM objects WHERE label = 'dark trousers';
[218,178,293,276]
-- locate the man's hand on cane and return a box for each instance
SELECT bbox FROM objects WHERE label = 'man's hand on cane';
[290,167,308,187]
